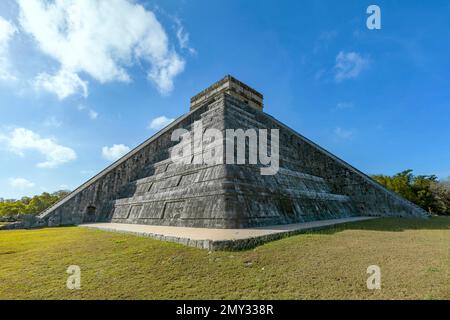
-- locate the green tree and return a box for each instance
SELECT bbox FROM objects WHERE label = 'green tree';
[372,170,449,215]
[0,190,71,219]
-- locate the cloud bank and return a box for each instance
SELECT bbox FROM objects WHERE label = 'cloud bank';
[17,0,186,98]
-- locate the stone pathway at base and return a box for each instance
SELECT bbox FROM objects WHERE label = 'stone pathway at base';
[81,216,376,251]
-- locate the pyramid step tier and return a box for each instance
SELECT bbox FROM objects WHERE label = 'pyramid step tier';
[110,163,357,228]
[118,164,335,199]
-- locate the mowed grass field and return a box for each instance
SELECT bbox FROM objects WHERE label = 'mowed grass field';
[1,217,450,300]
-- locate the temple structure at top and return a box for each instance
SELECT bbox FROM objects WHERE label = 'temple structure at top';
[190,75,264,111]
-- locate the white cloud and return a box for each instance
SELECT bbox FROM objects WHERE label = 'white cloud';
[0,17,15,51]
[102,144,130,161]
[34,69,88,99]
[0,127,77,168]
[8,177,35,189]
[77,104,98,120]
[334,127,355,139]
[334,51,369,82]
[148,116,175,130]
[175,19,196,55]
[17,0,185,98]
[0,16,17,81]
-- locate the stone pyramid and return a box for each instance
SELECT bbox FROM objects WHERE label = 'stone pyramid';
[36,76,428,229]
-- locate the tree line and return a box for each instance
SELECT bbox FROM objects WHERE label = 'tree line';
[372,170,450,215]
[0,190,70,220]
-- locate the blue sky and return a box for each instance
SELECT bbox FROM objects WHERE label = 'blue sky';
[0,0,449,199]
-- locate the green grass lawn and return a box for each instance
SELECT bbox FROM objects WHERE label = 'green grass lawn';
[1,217,450,300]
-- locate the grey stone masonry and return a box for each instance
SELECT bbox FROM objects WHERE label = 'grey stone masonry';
[35,76,429,229]
[190,75,263,111]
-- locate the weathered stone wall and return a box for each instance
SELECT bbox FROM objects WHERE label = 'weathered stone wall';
[223,94,427,219]
[102,93,427,229]
[37,96,225,227]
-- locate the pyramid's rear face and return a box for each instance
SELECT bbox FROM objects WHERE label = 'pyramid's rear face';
[38,76,428,229]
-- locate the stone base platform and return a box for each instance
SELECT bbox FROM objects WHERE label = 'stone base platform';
[80,216,375,250]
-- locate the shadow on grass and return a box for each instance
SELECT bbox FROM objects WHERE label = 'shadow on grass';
[317,216,450,235]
